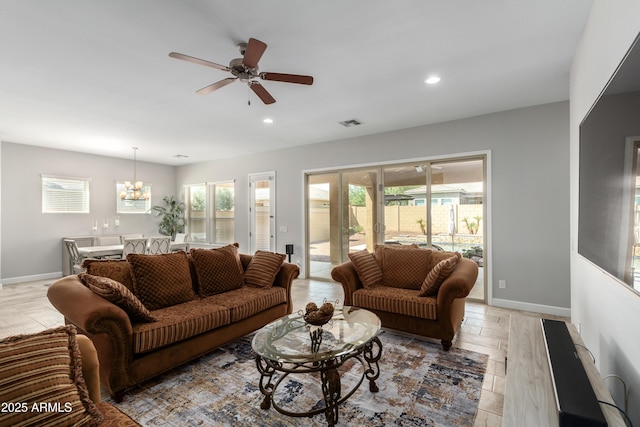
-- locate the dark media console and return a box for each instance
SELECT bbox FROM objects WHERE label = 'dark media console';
[541,319,607,427]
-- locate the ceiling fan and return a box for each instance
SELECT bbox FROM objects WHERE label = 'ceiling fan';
[169,38,314,105]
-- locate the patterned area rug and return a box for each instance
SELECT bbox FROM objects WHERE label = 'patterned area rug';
[108,330,488,426]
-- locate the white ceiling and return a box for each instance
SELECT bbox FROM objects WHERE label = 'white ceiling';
[0,1,592,165]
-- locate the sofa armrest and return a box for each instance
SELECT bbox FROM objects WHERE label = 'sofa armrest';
[273,262,300,314]
[47,275,133,337]
[47,275,135,396]
[330,260,363,306]
[436,257,478,313]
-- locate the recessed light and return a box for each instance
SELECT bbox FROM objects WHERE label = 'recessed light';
[263,118,274,124]
[425,76,441,85]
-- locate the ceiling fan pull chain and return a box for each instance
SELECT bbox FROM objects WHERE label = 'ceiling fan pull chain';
[248,86,251,106]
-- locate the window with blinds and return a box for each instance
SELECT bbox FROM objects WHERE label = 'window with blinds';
[42,175,90,213]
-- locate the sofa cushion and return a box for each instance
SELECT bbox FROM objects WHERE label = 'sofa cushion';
[378,247,432,289]
[352,287,437,320]
[127,252,196,310]
[373,243,419,268]
[0,325,103,427]
[132,300,231,354]
[243,250,286,288]
[205,286,288,322]
[190,244,244,297]
[82,258,133,290]
[348,249,383,289]
[78,273,156,323]
[420,252,462,297]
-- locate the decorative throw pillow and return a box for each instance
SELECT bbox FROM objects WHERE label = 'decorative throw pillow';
[348,249,383,289]
[244,250,286,288]
[428,250,459,271]
[190,244,244,297]
[419,252,462,296]
[0,325,103,427]
[127,252,196,310]
[81,258,134,290]
[378,247,432,289]
[78,273,156,323]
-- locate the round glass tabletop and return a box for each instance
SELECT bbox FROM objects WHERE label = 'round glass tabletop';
[252,306,381,364]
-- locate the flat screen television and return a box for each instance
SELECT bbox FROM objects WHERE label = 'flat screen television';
[578,32,640,293]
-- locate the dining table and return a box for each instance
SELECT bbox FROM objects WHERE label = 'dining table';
[78,241,189,258]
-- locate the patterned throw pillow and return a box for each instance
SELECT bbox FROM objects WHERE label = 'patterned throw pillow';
[348,249,383,289]
[190,245,244,296]
[244,250,286,288]
[419,252,462,297]
[78,273,156,323]
[0,325,103,427]
[379,247,432,289]
[81,258,134,290]
[127,252,196,310]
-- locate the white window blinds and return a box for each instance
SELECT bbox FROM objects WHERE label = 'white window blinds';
[42,175,90,213]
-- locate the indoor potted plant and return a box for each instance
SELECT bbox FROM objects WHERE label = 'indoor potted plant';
[151,195,186,240]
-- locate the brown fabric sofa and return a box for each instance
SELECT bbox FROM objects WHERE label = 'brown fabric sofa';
[47,249,299,402]
[331,246,478,351]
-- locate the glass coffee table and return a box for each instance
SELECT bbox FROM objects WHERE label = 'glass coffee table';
[252,306,382,426]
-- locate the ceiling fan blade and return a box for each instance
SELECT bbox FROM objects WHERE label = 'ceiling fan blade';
[249,82,276,104]
[196,77,237,95]
[242,38,267,69]
[169,52,230,71]
[260,72,314,85]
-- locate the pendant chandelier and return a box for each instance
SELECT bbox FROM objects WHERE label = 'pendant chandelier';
[119,147,150,200]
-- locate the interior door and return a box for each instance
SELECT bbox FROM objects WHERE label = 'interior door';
[249,172,275,253]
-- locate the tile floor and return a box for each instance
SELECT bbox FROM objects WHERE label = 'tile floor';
[0,277,566,426]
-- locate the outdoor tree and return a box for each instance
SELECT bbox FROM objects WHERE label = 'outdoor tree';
[216,188,234,211]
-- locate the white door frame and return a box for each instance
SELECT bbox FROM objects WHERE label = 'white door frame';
[249,171,276,253]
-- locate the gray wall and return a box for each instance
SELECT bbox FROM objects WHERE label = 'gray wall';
[1,142,177,281]
[570,1,640,424]
[178,101,571,312]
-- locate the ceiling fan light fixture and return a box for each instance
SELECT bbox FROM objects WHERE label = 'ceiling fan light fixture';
[263,118,274,124]
[425,76,441,85]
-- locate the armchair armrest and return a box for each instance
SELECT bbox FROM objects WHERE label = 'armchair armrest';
[76,334,101,403]
[436,257,478,315]
[330,260,363,306]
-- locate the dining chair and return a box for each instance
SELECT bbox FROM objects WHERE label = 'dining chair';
[172,233,189,252]
[173,233,187,243]
[97,236,121,246]
[122,238,148,257]
[64,239,85,274]
[120,234,144,244]
[147,237,171,254]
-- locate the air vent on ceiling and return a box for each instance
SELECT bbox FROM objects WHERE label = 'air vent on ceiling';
[338,119,362,127]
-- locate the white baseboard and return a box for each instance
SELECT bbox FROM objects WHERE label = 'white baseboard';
[491,298,571,318]
[1,272,63,285]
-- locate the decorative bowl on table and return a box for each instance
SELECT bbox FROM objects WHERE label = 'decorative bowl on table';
[302,301,335,326]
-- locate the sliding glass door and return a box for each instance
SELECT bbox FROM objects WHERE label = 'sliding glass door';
[306,155,486,301]
[307,168,381,278]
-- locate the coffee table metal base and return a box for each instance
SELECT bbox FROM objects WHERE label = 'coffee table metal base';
[256,336,382,426]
